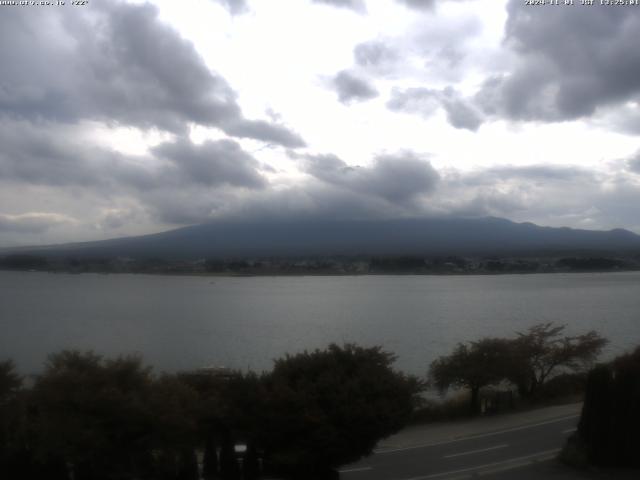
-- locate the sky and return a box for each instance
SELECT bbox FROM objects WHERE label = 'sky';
[1,0,640,247]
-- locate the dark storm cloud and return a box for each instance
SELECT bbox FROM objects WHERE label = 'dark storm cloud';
[199,159,639,233]
[388,87,484,131]
[0,3,233,130]
[152,138,267,189]
[204,157,640,234]
[223,120,306,148]
[311,0,366,13]
[142,149,441,225]
[0,118,267,193]
[0,121,154,189]
[332,70,379,104]
[210,0,249,14]
[296,151,440,204]
[0,1,304,147]
[0,118,270,230]
[477,1,640,123]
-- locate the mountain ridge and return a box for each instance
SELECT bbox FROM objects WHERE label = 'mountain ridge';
[3,216,640,260]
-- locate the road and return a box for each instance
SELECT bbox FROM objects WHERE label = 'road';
[339,411,580,480]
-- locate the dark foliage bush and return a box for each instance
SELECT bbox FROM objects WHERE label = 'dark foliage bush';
[258,344,423,477]
[534,372,587,401]
[0,345,422,480]
[409,392,472,423]
[576,347,640,467]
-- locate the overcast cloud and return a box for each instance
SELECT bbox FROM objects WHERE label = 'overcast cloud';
[0,1,304,145]
[388,87,484,131]
[311,0,367,13]
[296,150,439,204]
[210,0,249,15]
[332,70,379,104]
[0,213,76,235]
[1,0,640,246]
[476,1,640,123]
[625,151,640,174]
[152,138,268,189]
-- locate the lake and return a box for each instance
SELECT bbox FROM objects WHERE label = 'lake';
[1,271,639,375]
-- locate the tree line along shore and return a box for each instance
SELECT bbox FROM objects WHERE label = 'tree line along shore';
[2,253,640,276]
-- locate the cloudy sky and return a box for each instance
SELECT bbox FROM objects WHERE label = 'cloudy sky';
[1,0,640,247]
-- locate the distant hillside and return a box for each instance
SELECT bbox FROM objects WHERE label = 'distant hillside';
[5,217,640,260]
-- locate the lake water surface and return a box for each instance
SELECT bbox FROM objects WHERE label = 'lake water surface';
[1,271,639,375]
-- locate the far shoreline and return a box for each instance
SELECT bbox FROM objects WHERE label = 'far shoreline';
[2,266,639,278]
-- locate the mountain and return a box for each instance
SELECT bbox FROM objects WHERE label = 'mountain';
[6,217,640,260]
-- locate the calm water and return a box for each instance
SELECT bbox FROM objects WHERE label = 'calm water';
[1,271,639,375]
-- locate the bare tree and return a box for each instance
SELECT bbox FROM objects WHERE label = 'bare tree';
[509,323,608,398]
[429,338,512,414]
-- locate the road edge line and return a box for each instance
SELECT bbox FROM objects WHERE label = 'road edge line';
[405,448,561,480]
[376,414,579,454]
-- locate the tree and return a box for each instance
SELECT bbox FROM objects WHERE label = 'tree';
[31,350,158,480]
[430,324,608,411]
[0,360,25,477]
[0,360,21,403]
[179,369,264,479]
[429,338,512,414]
[509,323,608,398]
[28,351,207,480]
[259,344,423,478]
[573,346,640,467]
[146,374,200,480]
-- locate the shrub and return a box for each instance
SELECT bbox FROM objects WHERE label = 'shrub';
[571,347,640,467]
[259,344,423,477]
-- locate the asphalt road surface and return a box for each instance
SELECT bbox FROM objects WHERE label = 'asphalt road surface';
[339,414,580,480]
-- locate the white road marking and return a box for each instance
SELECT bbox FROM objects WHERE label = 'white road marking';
[377,414,579,454]
[404,448,561,480]
[443,444,508,459]
[338,466,372,473]
[562,427,577,434]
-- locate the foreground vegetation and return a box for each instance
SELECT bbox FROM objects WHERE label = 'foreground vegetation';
[0,345,421,480]
[428,323,607,414]
[562,346,640,469]
[0,323,619,478]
